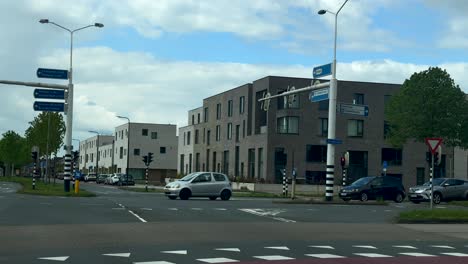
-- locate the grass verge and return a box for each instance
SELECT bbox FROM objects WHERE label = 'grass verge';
[397,209,468,224]
[448,201,468,207]
[0,176,96,197]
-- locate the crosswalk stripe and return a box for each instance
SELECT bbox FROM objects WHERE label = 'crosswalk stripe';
[305,254,345,258]
[308,246,335,250]
[441,253,468,257]
[431,245,455,249]
[393,245,417,249]
[353,245,377,249]
[197,258,239,263]
[265,246,289,250]
[399,252,436,257]
[215,248,241,252]
[354,253,392,258]
[253,255,294,260]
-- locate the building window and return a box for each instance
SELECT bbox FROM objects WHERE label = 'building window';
[115,132,117,140]
[119,147,123,159]
[207,130,211,145]
[160,147,166,154]
[183,132,186,146]
[203,128,205,143]
[195,129,199,144]
[180,154,185,174]
[258,148,264,179]
[192,115,195,125]
[212,151,217,172]
[216,125,221,141]
[197,113,200,124]
[277,116,299,134]
[134,148,140,156]
[354,93,364,104]
[195,153,200,171]
[216,103,221,119]
[320,118,328,137]
[187,131,191,145]
[347,120,364,137]
[151,132,157,139]
[248,148,255,178]
[243,120,246,138]
[91,153,94,162]
[227,123,232,140]
[142,129,148,136]
[236,125,240,142]
[206,149,210,171]
[382,148,402,166]
[318,100,329,111]
[228,100,233,117]
[189,153,192,173]
[204,107,209,122]
[306,145,327,163]
[239,96,245,114]
[278,90,299,109]
[235,146,240,176]
[223,151,229,174]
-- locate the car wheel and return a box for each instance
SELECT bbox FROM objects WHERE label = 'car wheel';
[209,196,217,200]
[168,196,177,200]
[433,192,442,204]
[394,192,404,203]
[360,192,368,202]
[179,189,191,200]
[220,190,231,201]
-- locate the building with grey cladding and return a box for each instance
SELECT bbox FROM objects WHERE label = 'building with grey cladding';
[178,75,461,188]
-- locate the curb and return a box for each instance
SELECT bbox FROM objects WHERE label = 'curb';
[273,199,389,206]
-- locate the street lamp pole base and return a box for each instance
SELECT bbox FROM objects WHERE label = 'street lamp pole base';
[64,179,70,192]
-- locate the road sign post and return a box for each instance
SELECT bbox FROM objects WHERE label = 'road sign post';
[425,138,443,210]
[382,161,388,176]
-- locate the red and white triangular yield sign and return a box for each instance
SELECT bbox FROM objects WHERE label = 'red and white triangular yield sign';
[425,138,443,154]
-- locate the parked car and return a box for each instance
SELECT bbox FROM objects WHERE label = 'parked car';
[96,174,108,184]
[339,176,406,203]
[164,172,232,200]
[408,178,468,204]
[84,173,97,182]
[117,175,135,186]
[106,173,123,185]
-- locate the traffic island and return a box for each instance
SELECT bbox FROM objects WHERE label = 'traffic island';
[397,209,468,224]
[0,177,96,197]
[273,197,389,205]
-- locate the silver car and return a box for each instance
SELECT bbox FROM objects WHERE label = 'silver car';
[408,178,468,204]
[164,172,232,200]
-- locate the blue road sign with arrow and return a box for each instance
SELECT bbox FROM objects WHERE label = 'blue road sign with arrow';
[34,89,65,100]
[33,101,65,112]
[313,63,332,78]
[36,68,68,80]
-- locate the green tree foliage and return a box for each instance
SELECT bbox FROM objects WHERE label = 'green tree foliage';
[25,112,66,156]
[386,67,468,148]
[0,130,29,166]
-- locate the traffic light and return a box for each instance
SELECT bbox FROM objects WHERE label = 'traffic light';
[340,157,346,167]
[142,155,148,165]
[148,152,154,164]
[31,151,38,161]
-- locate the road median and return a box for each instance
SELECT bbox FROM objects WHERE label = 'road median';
[397,209,468,224]
[0,176,96,197]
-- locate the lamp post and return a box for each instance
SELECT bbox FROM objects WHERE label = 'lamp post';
[40,19,104,192]
[117,116,131,176]
[88,131,100,174]
[318,0,349,201]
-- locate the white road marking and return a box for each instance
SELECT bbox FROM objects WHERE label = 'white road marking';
[112,208,125,210]
[168,208,178,211]
[353,245,377,249]
[40,202,52,205]
[128,210,147,223]
[393,245,417,249]
[141,208,153,211]
[265,246,289,250]
[441,253,468,257]
[308,246,335,250]
[191,208,203,210]
[161,250,187,255]
[253,255,294,260]
[399,252,436,257]
[272,217,296,223]
[384,210,392,212]
[215,248,241,252]
[431,245,455,249]
[197,257,239,263]
[214,208,227,211]
[103,253,131,257]
[38,256,69,261]
[354,253,392,258]
[133,261,175,264]
[239,209,296,223]
[305,254,345,258]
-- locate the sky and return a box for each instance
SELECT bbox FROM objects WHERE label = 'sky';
[1,0,468,150]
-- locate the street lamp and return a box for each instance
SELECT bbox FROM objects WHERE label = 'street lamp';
[88,131,100,174]
[116,115,131,176]
[40,19,104,192]
[318,0,349,201]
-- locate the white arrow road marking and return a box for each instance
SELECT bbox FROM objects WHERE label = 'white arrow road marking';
[308,246,335,250]
[38,256,69,261]
[265,246,289,250]
[441,253,468,257]
[306,254,344,258]
[393,245,417,249]
[197,258,239,263]
[133,261,175,264]
[253,255,294,260]
[431,245,455,249]
[128,210,147,223]
[103,253,131,257]
[215,248,241,252]
[161,250,187,255]
[353,245,377,249]
[141,208,153,211]
[354,253,392,258]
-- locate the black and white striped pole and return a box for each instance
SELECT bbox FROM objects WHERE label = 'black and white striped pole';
[31,148,38,190]
[425,138,442,210]
[282,169,288,197]
[145,166,149,192]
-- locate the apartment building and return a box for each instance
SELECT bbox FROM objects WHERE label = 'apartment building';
[79,135,114,173]
[178,75,457,188]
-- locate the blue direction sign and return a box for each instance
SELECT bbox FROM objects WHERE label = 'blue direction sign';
[309,87,329,102]
[36,68,68,80]
[339,103,369,116]
[34,89,65,100]
[313,63,332,78]
[327,138,343,145]
[33,101,65,112]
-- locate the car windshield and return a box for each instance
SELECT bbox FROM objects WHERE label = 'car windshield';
[350,177,374,187]
[423,178,445,186]
[179,173,200,181]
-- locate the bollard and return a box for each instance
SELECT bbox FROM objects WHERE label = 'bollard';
[75,180,79,194]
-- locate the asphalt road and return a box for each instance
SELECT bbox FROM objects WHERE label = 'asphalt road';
[1,181,467,264]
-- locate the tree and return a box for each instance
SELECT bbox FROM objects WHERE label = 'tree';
[25,112,66,157]
[386,67,468,148]
[0,130,29,176]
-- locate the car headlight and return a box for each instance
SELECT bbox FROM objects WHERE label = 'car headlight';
[172,184,180,188]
